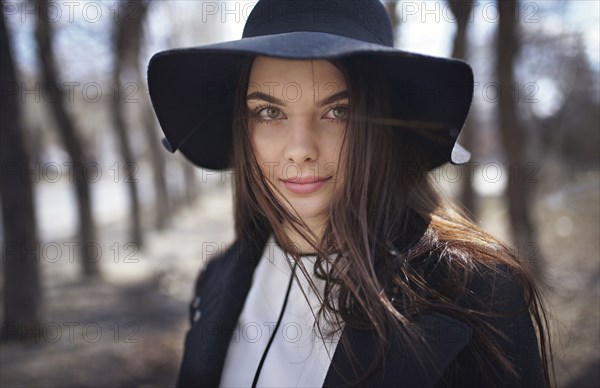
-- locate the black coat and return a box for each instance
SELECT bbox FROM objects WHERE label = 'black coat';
[175,234,546,388]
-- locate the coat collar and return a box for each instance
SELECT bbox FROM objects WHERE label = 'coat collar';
[180,234,472,388]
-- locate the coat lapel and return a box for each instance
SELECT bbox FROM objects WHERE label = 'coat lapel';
[322,311,472,387]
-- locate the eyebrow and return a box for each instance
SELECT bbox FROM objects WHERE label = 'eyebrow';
[317,90,349,107]
[246,91,283,105]
[246,90,349,107]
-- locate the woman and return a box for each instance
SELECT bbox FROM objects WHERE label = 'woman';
[147,1,554,387]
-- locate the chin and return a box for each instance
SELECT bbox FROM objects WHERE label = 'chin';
[286,199,328,226]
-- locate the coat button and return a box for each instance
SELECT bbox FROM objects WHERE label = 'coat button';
[193,310,202,322]
[192,296,201,309]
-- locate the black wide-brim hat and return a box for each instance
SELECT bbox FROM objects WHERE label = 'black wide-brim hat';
[147,0,474,171]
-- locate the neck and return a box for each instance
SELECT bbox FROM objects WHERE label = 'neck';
[282,219,324,255]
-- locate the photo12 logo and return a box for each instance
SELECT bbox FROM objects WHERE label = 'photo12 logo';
[3,1,147,24]
[0,81,141,105]
[0,161,140,184]
[398,1,540,24]
[2,241,139,264]
[1,321,140,344]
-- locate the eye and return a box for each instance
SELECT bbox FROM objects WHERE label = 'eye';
[324,105,349,121]
[332,106,348,119]
[264,106,281,119]
[249,105,285,123]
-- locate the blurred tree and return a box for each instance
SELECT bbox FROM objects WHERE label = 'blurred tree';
[135,1,172,230]
[550,81,599,166]
[1,5,42,341]
[496,0,543,275]
[115,0,172,231]
[33,0,99,277]
[112,0,148,245]
[182,162,197,207]
[448,0,476,218]
[142,97,171,229]
[532,36,600,168]
[508,1,598,172]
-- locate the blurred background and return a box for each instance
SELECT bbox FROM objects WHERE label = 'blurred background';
[0,0,598,387]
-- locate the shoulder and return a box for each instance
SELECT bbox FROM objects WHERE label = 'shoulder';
[460,262,532,316]
[182,235,270,328]
[425,258,536,339]
[457,262,539,350]
[190,236,270,299]
[192,239,249,294]
[421,247,531,314]
[192,241,235,292]
[430,261,546,387]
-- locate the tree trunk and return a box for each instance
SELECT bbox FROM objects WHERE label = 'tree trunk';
[183,161,197,207]
[1,6,42,341]
[449,0,476,218]
[142,94,170,230]
[496,0,543,275]
[33,0,98,277]
[110,89,143,246]
[131,1,171,230]
[111,0,150,247]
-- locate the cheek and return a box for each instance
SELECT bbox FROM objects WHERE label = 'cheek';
[249,126,280,180]
[322,129,345,165]
[249,125,269,160]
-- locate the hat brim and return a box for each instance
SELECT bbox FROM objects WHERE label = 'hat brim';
[147,31,473,171]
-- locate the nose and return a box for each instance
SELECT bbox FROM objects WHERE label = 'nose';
[284,116,319,167]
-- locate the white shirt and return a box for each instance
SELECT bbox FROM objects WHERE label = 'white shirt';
[219,236,342,388]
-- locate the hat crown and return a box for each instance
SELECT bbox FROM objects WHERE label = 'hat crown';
[243,0,394,47]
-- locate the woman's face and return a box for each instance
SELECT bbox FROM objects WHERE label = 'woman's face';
[247,56,348,230]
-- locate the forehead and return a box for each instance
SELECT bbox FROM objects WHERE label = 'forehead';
[247,56,347,94]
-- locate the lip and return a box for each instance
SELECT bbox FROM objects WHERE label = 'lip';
[282,176,332,194]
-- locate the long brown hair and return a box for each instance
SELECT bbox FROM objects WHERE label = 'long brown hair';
[230,55,554,387]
